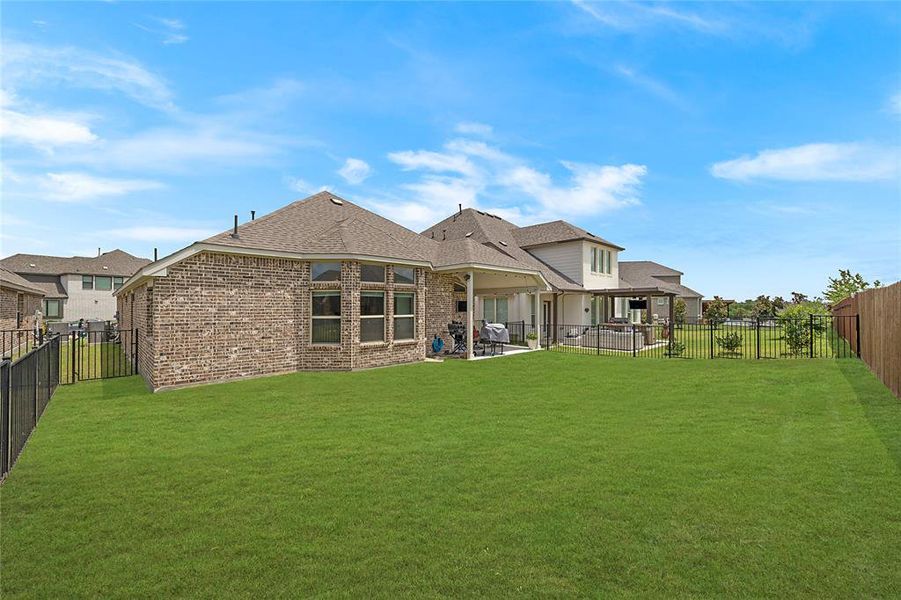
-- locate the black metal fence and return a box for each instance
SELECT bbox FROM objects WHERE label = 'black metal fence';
[58,328,140,384]
[544,315,859,359]
[1,325,139,385]
[1,334,60,478]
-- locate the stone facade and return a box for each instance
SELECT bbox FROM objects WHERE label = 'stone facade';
[118,251,461,391]
[0,288,43,331]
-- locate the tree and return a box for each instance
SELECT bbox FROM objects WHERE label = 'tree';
[779,302,827,356]
[772,296,786,312]
[715,331,743,355]
[704,296,728,327]
[753,295,774,318]
[823,269,882,305]
[791,292,809,304]
[673,297,686,327]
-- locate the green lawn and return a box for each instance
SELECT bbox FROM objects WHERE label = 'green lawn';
[2,354,899,597]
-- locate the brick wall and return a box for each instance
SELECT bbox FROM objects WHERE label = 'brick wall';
[128,252,443,390]
[0,288,42,331]
[117,282,156,388]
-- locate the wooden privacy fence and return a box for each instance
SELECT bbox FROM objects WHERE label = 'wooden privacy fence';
[833,281,901,397]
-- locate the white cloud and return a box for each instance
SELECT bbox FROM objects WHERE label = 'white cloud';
[337,158,372,185]
[109,226,215,242]
[37,172,164,202]
[454,121,493,137]
[612,65,686,109]
[388,149,478,177]
[0,108,97,148]
[284,176,329,195]
[501,162,646,215]
[135,17,189,45]
[2,40,175,110]
[368,135,647,230]
[571,0,727,34]
[711,143,900,182]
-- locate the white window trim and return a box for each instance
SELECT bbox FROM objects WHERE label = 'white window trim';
[82,275,94,290]
[393,292,416,341]
[360,291,386,343]
[311,291,341,344]
[590,248,598,273]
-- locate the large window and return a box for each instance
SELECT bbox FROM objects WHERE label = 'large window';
[312,262,341,282]
[311,291,341,343]
[95,276,112,291]
[590,248,598,273]
[361,264,385,283]
[82,275,93,290]
[605,250,612,274]
[360,292,385,343]
[44,299,62,319]
[394,266,415,285]
[483,297,509,323]
[394,293,415,340]
[113,276,124,290]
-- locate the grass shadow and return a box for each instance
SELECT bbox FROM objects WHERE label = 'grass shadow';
[837,359,901,471]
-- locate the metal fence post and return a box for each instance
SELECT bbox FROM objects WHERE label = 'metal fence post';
[756,317,761,359]
[808,314,814,358]
[709,322,714,359]
[33,350,39,427]
[1,359,10,477]
[855,314,861,358]
[632,327,637,358]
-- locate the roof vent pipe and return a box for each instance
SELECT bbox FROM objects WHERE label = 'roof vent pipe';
[97,247,101,257]
[231,214,239,238]
[251,210,256,221]
[458,203,462,215]
[154,248,158,261]
[442,229,446,241]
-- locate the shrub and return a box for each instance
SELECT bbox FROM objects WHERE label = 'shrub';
[665,339,685,357]
[526,331,538,340]
[778,303,826,356]
[715,331,743,355]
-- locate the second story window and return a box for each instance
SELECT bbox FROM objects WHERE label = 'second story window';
[394,266,415,285]
[591,248,598,273]
[113,276,124,290]
[95,276,112,291]
[361,264,385,283]
[82,275,93,289]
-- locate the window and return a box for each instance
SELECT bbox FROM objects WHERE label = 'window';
[394,266,415,285]
[95,276,112,291]
[394,293,415,340]
[483,297,509,323]
[82,275,93,290]
[456,300,467,313]
[361,264,385,283]
[113,276,124,290]
[360,292,385,342]
[590,248,598,273]
[44,299,62,319]
[312,262,341,282]
[311,291,341,343]
[606,250,613,274]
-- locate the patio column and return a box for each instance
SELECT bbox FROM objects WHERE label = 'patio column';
[533,290,541,349]
[466,271,474,359]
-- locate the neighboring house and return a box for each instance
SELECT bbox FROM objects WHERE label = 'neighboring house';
[0,250,150,323]
[0,267,45,330]
[421,209,704,328]
[619,261,703,322]
[116,192,703,391]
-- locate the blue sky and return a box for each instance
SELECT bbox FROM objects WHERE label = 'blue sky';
[1,1,899,300]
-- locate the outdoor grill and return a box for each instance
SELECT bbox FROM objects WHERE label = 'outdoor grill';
[478,322,509,356]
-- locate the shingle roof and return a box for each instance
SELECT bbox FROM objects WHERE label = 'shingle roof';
[619,261,702,298]
[513,221,624,251]
[0,250,150,277]
[0,268,46,296]
[203,192,439,264]
[421,209,584,291]
[23,279,67,298]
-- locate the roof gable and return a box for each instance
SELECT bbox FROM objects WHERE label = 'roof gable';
[512,220,624,250]
[0,250,150,277]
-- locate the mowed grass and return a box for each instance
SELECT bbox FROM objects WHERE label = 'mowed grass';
[2,353,900,598]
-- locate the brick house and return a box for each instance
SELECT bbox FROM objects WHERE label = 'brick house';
[118,191,702,391]
[116,193,550,390]
[0,267,45,331]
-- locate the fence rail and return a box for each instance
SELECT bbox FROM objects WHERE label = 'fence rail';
[544,315,858,360]
[1,335,60,478]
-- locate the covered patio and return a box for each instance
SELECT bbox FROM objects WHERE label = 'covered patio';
[436,266,550,359]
